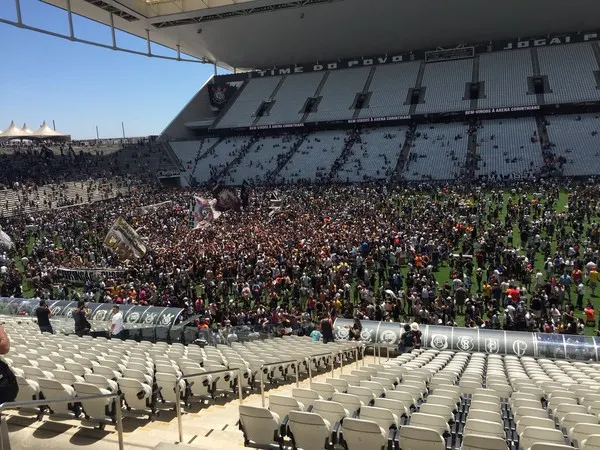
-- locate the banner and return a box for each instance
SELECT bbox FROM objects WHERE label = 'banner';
[268,193,283,217]
[104,217,147,259]
[137,201,172,216]
[56,268,126,284]
[208,83,238,109]
[212,185,241,212]
[0,227,14,250]
[191,196,221,229]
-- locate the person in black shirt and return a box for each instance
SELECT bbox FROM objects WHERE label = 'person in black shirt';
[320,315,334,344]
[73,300,91,337]
[35,300,53,334]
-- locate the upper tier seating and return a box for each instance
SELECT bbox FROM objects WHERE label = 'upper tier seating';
[194,136,252,183]
[416,59,473,113]
[477,49,536,108]
[308,67,371,122]
[475,117,544,179]
[256,72,324,126]
[403,123,469,181]
[538,43,600,104]
[545,114,600,177]
[217,76,282,129]
[358,62,420,119]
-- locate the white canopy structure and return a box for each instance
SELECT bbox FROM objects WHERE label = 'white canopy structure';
[0,121,27,139]
[21,123,35,136]
[32,122,70,140]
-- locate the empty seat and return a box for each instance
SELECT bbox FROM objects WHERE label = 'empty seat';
[463,419,505,439]
[347,386,376,406]
[581,434,600,450]
[155,372,185,407]
[288,411,333,450]
[311,382,336,401]
[516,417,556,438]
[374,397,409,417]
[360,406,399,430]
[37,378,76,416]
[560,413,597,435]
[15,375,40,402]
[569,423,600,446]
[292,388,322,409]
[461,433,508,450]
[331,393,362,416]
[269,394,304,419]
[312,400,349,426]
[239,405,282,448]
[399,425,446,450]
[342,417,388,450]
[326,377,349,393]
[118,378,154,417]
[73,382,115,424]
[520,427,566,450]
[409,412,450,435]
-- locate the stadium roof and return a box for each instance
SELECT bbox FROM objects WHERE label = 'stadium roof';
[42,0,600,71]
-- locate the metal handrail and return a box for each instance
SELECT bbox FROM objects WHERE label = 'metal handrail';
[175,367,244,443]
[305,351,336,385]
[0,392,123,450]
[259,359,300,407]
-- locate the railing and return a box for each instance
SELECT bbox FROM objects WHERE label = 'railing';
[175,368,244,444]
[362,342,392,364]
[0,393,123,450]
[260,359,300,407]
[305,352,336,385]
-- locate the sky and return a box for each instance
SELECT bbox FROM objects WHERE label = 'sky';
[0,0,224,139]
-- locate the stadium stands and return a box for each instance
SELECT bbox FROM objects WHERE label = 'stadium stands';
[477,50,536,108]
[417,59,474,113]
[538,43,600,104]
[545,114,600,176]
[403,122,470,181]
[475,117,544,179]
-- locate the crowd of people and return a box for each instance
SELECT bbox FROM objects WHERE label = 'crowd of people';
[1,172,599,343]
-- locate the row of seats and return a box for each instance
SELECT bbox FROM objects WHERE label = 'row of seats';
[240,347,600,450]
[1,320,359,430]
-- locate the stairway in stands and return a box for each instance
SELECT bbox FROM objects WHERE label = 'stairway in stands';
[210,135,260,185]
[393,125,417,182]
[535,115,552,162]
[326,129,361,182]
[465,120,479,180]
[265,132,309,184]
[193,137,225,178]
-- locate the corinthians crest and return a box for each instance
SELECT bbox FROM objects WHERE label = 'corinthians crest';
[212,85,228,105]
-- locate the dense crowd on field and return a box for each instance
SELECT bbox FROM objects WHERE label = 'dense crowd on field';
[1,174,600,340]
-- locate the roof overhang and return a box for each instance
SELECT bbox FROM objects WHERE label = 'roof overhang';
[42,0,600,70]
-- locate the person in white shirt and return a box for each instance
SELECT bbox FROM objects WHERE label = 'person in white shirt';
[110,305,125,340]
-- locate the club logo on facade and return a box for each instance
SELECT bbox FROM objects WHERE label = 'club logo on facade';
[93,310,108,321]
[144,312,157,324]
[336,327,349,340]
[431,334,448,350]
[456,336,474,351]
[485,338,499,354]
[361,329,374,342]
[380,330,398,345]
[213,86,228,104]
[512,340,528,357]
[127,312,140,323]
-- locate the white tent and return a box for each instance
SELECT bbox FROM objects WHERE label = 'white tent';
[33,121,67,139]
[21,123,35,136]
[0,121,27,139]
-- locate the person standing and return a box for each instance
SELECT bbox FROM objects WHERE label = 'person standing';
[73,300,91,337]
[110,305,125,340]
[320,315,334,344]
[35,300,53,334]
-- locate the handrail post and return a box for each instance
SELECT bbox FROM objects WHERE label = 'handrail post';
[378,344,382,364]
[307,357,313,385]
[355,347,359,369]
[0,414,9,450]
[294,362,299,388]
[260,367,265,407]
[237,368,244,403]
[339,351,344,375]
[175,376,183,443]
[362,345,366,366]
[387,345,390,361]
[115,395,125,450]
[330,352,335,378]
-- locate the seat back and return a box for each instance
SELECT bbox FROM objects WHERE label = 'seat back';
[331,393,362,415]
[520,427,565,450]
[73,382,112,420]
[360,406,398,430]
[409,412,449,435]
[288,411,331,450]
[570,424,600,446]
[312,400,348,426]
[582,435,600,450]
[37,379,74,415]
[517,417,556,437]
[461,433,508,450]
[269,394,304,419]
[398,425,445,450]
[325,377,348,393]
[463,419,505,439]
[342,418,387,450]
[347,386,375,406]
[374,398,409,417]
[311,382,336,400]
[292,388,321,409]
[239,405,280,447]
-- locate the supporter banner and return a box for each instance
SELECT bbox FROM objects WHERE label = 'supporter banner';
[333,319,595,361]
[212,185,241,212]
[208,83,238,109]
[465,105,540,116]
[190,196,221,229]
[56,268,126,284]
[0,297,183,330]
[215,29,600,81]
[0,227,14,250]
[104,217,147,259]
[137,201,172,215]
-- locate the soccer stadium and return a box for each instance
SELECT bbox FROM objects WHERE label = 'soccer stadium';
[2,0,600,449]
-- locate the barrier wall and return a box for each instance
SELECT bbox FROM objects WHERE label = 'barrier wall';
[334,319,598,361]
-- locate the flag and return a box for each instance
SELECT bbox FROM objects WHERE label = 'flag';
[212,184,241,212]
[191,196,222,229]
[104,217,147,259]
[269,193,283,217]
[0,227,14,250]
